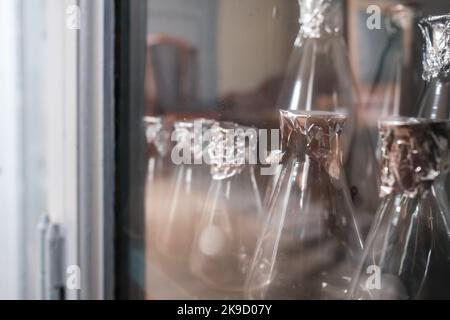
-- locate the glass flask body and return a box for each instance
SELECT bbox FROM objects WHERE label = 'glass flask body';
[351,118,450,300]
[276,0,379,229]
[189,123,264,292]
[144,116,173,244]
[245,110,363,300]
[365,4,421,140]
[417,14,450,198]
[418,14,450,119]
[156,119,214,261]
[278,0,356,155]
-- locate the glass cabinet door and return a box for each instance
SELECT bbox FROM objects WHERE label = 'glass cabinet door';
[3,0,450,301]
[115,0,450,300]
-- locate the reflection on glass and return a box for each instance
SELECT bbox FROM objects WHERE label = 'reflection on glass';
[156,119,214,260]
[190,122,264,292]
[144,116,172,245]
[277,0,356,154]
[365,4,421,144]
[245,110,363,300]
[274,0,379,233]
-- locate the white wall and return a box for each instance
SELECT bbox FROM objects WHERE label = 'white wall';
[0,0,22,299]
[217,0,298,95]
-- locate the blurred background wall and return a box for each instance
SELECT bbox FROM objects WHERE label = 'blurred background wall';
[146,0,450,106]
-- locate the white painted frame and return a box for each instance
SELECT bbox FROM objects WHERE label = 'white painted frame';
[0,0,22,300]
[42,0,80,300]
[0,0,113,300]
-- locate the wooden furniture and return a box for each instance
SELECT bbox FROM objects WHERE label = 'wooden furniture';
[145,33,199,116]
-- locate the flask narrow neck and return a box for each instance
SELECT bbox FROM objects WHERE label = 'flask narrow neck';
[207,122,257,180]
[418,78,450,119]
[297,0,344,39]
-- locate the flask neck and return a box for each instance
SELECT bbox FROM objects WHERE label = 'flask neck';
[174,119,215,164]
[419,14,450,82]
[418,78,450,119]
[207,122,257,180]
[297,0,344,39]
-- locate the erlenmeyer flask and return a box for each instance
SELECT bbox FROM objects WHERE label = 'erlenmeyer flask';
[156,119,214,260]
[245,110,363,300]
[350,118,450,300]
[365,4,422,144]
[189,122,264,292]
[417,14,450,200]
[276,0,379,229]
[417,14,450,119]
[144,116,173,243]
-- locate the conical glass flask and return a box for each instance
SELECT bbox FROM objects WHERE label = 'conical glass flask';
[350,118,450,300]
[156,119,214,260]
[276,0,379,230]
[417,14,450,200]
[144,116,173,244]
[189,122,264,292]
[418,14,450,120]
[245,110,363,300]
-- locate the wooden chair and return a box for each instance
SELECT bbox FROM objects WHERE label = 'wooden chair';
[145,34,198,116]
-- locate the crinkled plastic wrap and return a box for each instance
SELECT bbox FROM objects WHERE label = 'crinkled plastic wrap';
[280,110,346,179]
[155,119,215,260]
[144,116,172,157]
[207,122,257,180]
[379,118,450,197]
[173,119,215,162]
[419,14,450,82]
[351,118,450,300]
[190,121,263,292]
[298,0,343,38]
[144,116,162,143]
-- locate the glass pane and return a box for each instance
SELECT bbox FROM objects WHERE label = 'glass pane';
[117,0,450,300]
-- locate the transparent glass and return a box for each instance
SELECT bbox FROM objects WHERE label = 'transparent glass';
[155,119,214,260]
[351,118,450,300]
[245,110,363,300]
[278,0,356,153]
[189,122,264,292]
[417,14,450,200]
[418,14,450,120]
[365,4,421,142]
[275,0,379,231]
[144,116,173,245]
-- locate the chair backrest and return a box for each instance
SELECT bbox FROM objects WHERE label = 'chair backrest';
[145,34,198,115]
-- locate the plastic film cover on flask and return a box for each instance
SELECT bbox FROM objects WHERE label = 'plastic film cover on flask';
[418,14,450,119]
[156,119,215,261]
[189,122,265,292]
[351,118,450,299]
